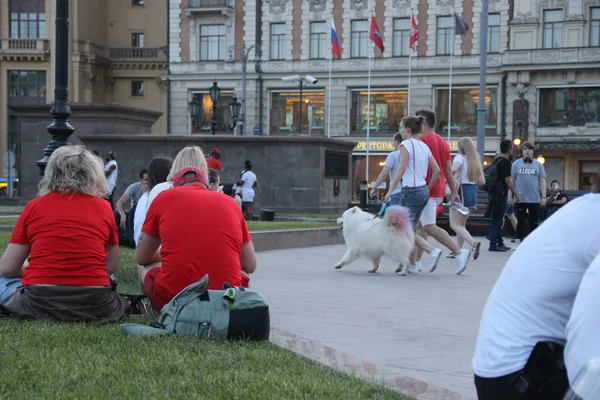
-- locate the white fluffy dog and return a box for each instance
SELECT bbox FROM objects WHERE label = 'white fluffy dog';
[334,205,415,275]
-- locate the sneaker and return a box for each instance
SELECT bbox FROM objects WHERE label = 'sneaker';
[489,245,509,252]
[407,264,419,274]
[455,249,471,275]
[428,249,442,273]
[446,253,456,259]
[128,295,158,316]
[473,241,481,261]
[415,261,422,272]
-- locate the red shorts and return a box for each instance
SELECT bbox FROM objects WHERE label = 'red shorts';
[144,269,251,312]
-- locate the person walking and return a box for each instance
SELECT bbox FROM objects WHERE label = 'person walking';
[450,138,486,260]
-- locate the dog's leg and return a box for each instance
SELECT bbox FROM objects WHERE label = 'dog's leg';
[367,256,382,273]
[334,251,360,269]
[396,262,409,276]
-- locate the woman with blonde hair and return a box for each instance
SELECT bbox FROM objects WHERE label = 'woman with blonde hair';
[145,146,208,209]
[0,145,126,322]
[450,137,485,260]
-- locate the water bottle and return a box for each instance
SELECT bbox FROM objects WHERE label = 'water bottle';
[447,201,469,215]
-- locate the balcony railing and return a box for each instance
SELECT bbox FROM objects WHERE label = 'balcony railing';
[503,47,600,66]
[109,47,165,61]
[0,38,50,53]
[188,0,233,7]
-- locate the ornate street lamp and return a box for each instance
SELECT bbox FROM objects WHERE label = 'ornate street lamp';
[209,81,221,135]
[187,95,202,132]
[37,0,74,175]
[228,96,241,128]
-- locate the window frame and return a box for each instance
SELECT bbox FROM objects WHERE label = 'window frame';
[131,32,145,48]
[487,13,501,53]
[591,7,600,47]
[392,18,410,57]
[269,89,326,135]
[434,86,499,135]
[189,91,237,134]
[310,21,328,59]
[436,16,453,55]
[349,88,409,135]
[543,9,563,49]
[7,70,47,106]
[131,0,145,6]
[199,24,226,61]
[9,0,46,39]
[270,23,286,60]
[131,81,145,97]
[351,20,369,58]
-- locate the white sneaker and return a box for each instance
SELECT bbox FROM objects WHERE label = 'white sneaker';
[415,261,422,272]
[429,249,442,273]
[407,264,419,274]
[455,248,471,275]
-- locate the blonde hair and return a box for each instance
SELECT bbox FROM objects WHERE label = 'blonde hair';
[166,146,208,182]
[38,145,108,197]
[457,137,483,183]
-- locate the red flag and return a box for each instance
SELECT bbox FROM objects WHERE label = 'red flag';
[369,16,384,52]
[409,14,419,51]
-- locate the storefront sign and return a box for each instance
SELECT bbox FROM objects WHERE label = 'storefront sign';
[353,139,476,153]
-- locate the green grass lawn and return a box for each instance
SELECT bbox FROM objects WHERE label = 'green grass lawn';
[0,232,410,400]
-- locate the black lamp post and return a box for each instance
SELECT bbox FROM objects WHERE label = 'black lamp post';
[228,96,241,129]
[209,81,221,135]
[187,95,202,132]
[37,0,74,175]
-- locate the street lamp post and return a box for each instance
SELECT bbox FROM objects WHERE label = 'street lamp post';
[226,44,262,136]
[37,0,74,175]
[187,95,201,132]
[298,81,305,135]
[209,81,221,135]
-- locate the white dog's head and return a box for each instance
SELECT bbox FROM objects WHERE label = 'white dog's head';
[337,206,373,228]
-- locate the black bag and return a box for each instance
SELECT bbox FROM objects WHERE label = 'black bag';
[482,158,500,193]
[512,341,569,399]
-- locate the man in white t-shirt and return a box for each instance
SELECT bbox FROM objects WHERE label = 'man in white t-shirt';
[104,151,118,210]
[472,192,600,399]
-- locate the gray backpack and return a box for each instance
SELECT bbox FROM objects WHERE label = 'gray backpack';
[120,274,270,340]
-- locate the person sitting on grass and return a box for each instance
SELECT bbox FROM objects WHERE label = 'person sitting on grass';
[0,145,127,322]
[136,166,257,312]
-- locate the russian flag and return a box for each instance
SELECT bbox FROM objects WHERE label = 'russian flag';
[331,17,341,58]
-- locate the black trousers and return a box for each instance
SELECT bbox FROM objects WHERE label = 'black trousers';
[516,202,541,241]
[475,370,568,400]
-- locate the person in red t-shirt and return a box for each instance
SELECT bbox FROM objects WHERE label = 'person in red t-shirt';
[413,109,471,276]
[0,145,126,322]
[206,148,222,171]
[136,166,257,311]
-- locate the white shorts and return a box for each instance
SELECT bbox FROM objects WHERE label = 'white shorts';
[419,197,443,227]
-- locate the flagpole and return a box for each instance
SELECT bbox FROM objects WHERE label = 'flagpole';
[366,45,372,186]
[447,11,456,143]
[408,52,412,115]
[327,47,333,138]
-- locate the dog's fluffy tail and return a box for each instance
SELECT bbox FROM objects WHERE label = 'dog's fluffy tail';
[384,205,413,237]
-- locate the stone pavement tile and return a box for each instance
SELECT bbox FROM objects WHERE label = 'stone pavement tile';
[254,238,511,399]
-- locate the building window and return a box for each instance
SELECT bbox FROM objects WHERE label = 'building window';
[351,20,368,58]
[350,90,408,134]
[132,0,145,5]
[435,87,498,135]
[131,33,145,48]
[270,91,325,135]
[190,92,236,134]
[9,0,46,39]
[7,70,47,105]
[437,16,453,55]
[580,161,600,190]
[488,14,501,53]
[543,10,563,48]
[393,18,410,57]
[310,22,327,59]
[199,25,226,61]
[539,87,600,127]
[591,8,600,46]
[131,81,144,97]
[270,23,286,60]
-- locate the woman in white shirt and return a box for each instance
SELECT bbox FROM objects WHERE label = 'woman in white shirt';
[450,137,485,260]
[385,116,443,275]
[133,156,172,247]
[239,160,257,221]
[370,134,403,204]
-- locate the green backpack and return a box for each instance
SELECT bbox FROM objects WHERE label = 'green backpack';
[120,274,270,341]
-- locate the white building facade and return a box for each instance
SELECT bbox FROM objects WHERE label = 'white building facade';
[168,0,600,198]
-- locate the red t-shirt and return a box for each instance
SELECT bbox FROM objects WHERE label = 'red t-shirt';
[206,158,221,171]
[11,192,118,286]
[142,185,251,302]
[420,132,451,198]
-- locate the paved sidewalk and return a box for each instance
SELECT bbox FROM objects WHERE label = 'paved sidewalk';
[253,238,514,399]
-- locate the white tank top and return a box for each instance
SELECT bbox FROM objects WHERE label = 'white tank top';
[401,138,431,187]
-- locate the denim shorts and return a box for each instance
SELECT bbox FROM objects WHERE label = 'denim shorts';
[460,183,478,209]
[389,192,402,206]
[399,185,430,228]
[0,276,22,302]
